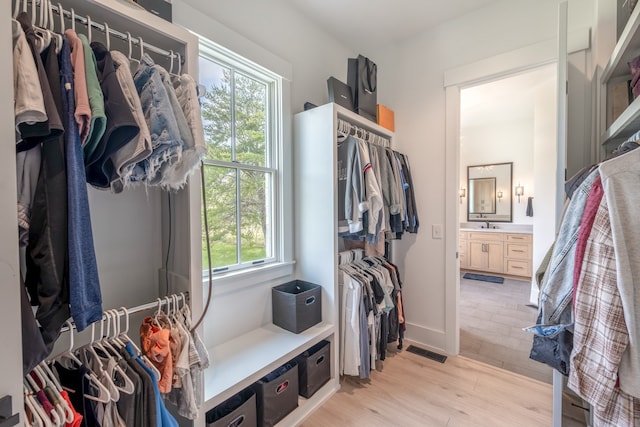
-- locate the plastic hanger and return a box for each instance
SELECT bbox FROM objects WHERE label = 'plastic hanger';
[12,0,21,19]
[23,387,43,427]
[177,52,182,75]
[127,32,140,65]
[53,320,111,404]
[138,36,145,62]
[31,366,68,425]
[38,362,74,423]
[57,3,64,33]
[86,15,92,43]
[33,0,51,53]
[85,319,120,402]
[103,310,135,395]
[112,307,128,349]
[117,306,163,380]
[24,384,47,427]
[104,21,110,51]
[70,8,75,32]
[46,0,62,54]
[25,375,59,427]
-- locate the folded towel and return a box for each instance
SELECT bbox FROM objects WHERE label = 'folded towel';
[526,197,534,217]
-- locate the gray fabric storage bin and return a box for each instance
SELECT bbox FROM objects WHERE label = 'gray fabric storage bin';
[272,280,321,333]
[294,340,331,398]
[252,363,299,427]
[206,388,257,427]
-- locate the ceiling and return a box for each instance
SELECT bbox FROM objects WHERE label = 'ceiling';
[461,64,557,130]
[282,0,500,51]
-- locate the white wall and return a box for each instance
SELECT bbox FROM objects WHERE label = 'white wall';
[171,0,594,353]
[459,118,535,225]
[370,0,594,353]
[173,0,361,348]
[176,0,360,113]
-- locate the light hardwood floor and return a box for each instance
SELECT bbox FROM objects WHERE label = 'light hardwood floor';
[302,345,553,427]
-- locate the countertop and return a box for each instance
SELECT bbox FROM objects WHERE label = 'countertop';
[460,226,532,234]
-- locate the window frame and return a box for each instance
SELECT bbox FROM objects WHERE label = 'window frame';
[199,39,284,278]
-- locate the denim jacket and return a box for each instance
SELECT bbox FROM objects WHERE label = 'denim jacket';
[536,168,600,330]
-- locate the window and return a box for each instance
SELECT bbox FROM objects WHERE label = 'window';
[199,41,282,275]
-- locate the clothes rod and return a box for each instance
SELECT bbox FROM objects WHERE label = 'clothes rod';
[25,1,182,62]
[59,291,189,333]
[337,118,390,147]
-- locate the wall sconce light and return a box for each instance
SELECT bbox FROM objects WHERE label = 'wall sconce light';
[515,184,524,203]
[459,187,466,204]
[497,190,503,202]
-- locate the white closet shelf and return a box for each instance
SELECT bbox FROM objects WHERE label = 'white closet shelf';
[203,322,336,412]
[601,2,640,82]
[600,92,640,145]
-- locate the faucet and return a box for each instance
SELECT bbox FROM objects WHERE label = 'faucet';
[484,221,491,229]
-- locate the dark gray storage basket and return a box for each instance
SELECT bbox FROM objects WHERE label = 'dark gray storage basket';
[206,388,257,427]
[251,363,299,427]
[294,340,331,398]
[272,280,322,333]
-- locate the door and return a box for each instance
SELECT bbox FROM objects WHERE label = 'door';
[468,241,486,271]
[486,241,504,273]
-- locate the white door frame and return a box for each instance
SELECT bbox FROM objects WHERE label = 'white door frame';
[442,27,588,355]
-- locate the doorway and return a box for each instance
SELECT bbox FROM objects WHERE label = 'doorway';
[457,64,557,383]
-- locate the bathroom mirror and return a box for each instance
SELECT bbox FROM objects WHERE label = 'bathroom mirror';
[467,162,512,222]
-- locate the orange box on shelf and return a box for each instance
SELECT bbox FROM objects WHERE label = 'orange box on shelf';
[376,104,395,131]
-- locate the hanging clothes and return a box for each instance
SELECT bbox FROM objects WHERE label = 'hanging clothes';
[338,251,405,378]
[60,36,103,332]
[64,29,92,144]
[130,53,184,185]
[24,37,71,353]
[109,50,152,193]
[78,33,107,156]
[86,41,140,188]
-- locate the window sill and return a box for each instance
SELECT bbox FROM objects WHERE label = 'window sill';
[203,260,296,292]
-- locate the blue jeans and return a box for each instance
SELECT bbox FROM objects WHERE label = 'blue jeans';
[60,38,102,331]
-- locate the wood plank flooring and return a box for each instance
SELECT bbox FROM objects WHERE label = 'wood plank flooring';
[459,274,553,383]
[302,347,553,427]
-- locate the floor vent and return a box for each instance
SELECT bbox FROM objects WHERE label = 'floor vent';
[406,345,447,363]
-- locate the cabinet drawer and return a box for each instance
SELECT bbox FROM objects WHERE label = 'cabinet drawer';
[506,234,532,243]
[505,259,531,277]
[468,232,504,242]
[506,243,530,260]
[460,232,468,240]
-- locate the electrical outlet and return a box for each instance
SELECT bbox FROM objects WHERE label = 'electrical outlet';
[432,224,443,239]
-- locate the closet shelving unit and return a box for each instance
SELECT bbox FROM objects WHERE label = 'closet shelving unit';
[291,102,395,422]
[202,104,392,425]
[4,0,203,422]
[600,4,640,152]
